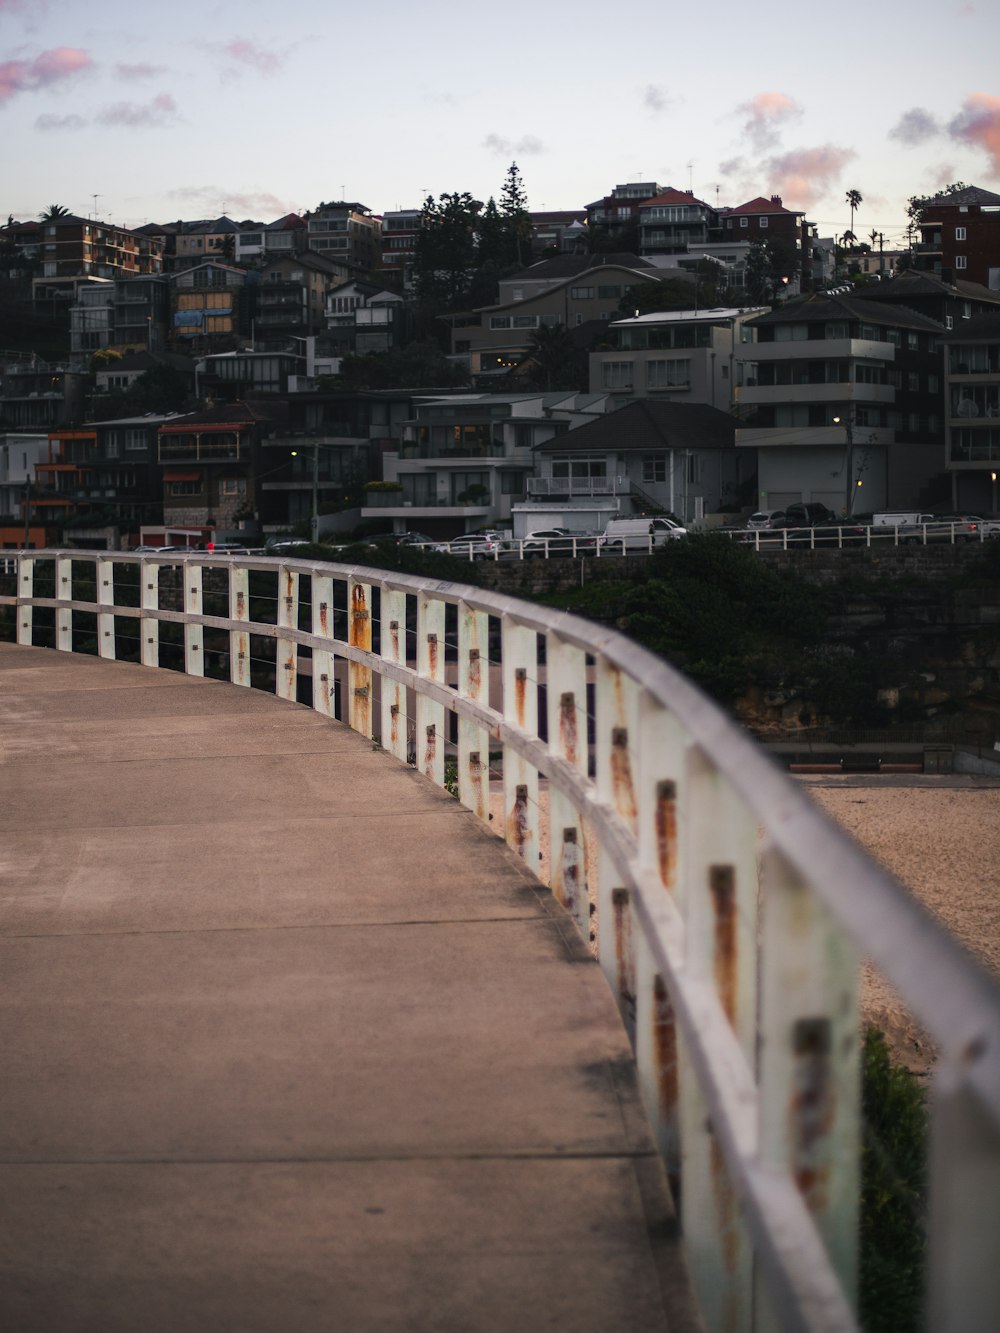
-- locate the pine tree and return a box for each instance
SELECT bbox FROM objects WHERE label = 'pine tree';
[499,162,531,268]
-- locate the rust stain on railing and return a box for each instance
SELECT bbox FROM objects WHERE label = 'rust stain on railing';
[390,618,400,661]
[390,701,400,748]
[514,667,528,729]
[655,779,677,891]
[611,726,638,826]
[468,647,481,697]
[612,888,637,1044]
[710,865,738,1024]
[350,584,371,648]
[318,600,329,637]
[556,826,580,915]
[235,589,246,620]
[653,972,678,1138]
[559,691,577,766]
[507,782,530,856]
[790,1017,834,1214]
[424,722,436,776]
[468,750,485,818]
[427,632,438,680]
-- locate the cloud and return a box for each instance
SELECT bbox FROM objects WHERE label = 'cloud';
[737,92,801,151]
[718,157,744,177]
[97,92,178,128]
[760,144,857,208]
[0,46,93,105]
[169,185,300,218]
[36,111,86,131]
[482,133,544,156]
[889,107,941,146]
[212,37,282,76]
[643,85,671,113]
[115,61,166,81]
[948,92,1000,175]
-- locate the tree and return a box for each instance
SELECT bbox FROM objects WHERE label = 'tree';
[616,278,699,316]
[517,323,588,392]
[330,341,470,391]
[39,204,71,221]
[499,161,531,268]
[905,180,968,246]
[412,192,482,312]
[845,188,862,236]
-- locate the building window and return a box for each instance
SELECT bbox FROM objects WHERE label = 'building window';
[955,256,967,270]
[597,285,622,298]
[646,358,690,389]
[570,286,595,299]
[740,217,748,228]
[955,226,967,241]
[759,217,768,228]
[908,372,920,391]
[490,316,511,329]
[601,360,634,390]
[167,480,201,496]
[642,454,666,483]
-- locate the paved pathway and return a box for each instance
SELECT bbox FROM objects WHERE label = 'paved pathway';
[0,643,697,1332]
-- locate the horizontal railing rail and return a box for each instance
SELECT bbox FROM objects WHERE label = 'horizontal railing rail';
[4,549,999,1333]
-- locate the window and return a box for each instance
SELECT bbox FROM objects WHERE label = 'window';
[646,358,690,389]
[955,256,967,270]
[908,372,920,392]
[490,316,511,329]
[601,360,634,390]
[928,373,940,393]
[946,316,954,330]
[740,217,748,228]
[955,226,967,241]
[759,217,768,228]
[168,480,200,496]
[642,454,666,483]
[597,285,622,298]
[570,286,595,299]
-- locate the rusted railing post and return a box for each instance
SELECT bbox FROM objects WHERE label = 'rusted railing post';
[228,564,250,687]
[276,565,299,702]
[501,616,539,865]
[347,576,372,738]
[311,572,335,718]
[545,630,590,941]
[457,601,490,821]
[416,590,445,786]
[380,584,409,763]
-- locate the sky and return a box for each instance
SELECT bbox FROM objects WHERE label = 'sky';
[2,0,999,249]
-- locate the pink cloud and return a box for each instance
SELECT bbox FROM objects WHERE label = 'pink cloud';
[170,186,301,217]
[115,62,165,81]
[738,92,801,150]
[0,46,93,105]
[219,38,281,75]
[761,144,857,208]
[948,92,1000,175]
[97,92,177,128]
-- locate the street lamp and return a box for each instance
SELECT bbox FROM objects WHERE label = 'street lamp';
[833,411,855,514]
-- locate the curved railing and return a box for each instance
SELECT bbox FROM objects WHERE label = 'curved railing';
[4,549,1000,1333]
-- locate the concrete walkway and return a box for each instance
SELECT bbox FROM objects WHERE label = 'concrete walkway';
[0,643,697,1333]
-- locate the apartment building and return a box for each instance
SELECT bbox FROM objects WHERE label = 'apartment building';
[912,185,1000,289]
[306,202,380,274]
[589,307,767,407]
[735,293,947,514]
[943,312,1000,512]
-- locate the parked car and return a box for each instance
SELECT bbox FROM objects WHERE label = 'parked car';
[517,528,599,558]
[897,515,981,544]
[202,541,248,554]
[746,509,786,530]
[441,533,503,560]
[782,502,833,526]
[598,516,687,551]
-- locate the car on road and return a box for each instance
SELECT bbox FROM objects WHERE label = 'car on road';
[746,509,786,530]
[517,528,599,558]
[897,515,982,544]
[441,533,504,560]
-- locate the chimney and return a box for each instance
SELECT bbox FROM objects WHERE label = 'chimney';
[770,195,782,207]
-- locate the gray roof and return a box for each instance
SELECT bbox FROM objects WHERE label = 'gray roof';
[535,399,738,454]
[748,292,943,333]
[919,185,1000,209]
[510,253,653,281]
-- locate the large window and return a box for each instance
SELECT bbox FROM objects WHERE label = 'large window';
[601,360,634,390]
[642,454,666,483]
[646,359,690,389]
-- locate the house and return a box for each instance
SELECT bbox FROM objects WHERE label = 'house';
[363,391,614,537]
[155,401,267,539]
[324,280,405,356]
[528,399,746,530]
[719,195,814,293]
[0,357,88,431]
[0,431,49,548]
[637,189,718,258]
[584,182,663,250]
[168,262,250,353]
[235,214,308,267]
[170,216,241,269]
[92,350,196,400]
[734,293,949,515]
[256,251,351,347]
[444,254,675,376]
[27,214,164,309]
[528,210,588,256]
[942,312,1000,512]
[306,201,380,274]
[589,307,768,406]
[70,275,172,363]
[911,185,1000,289]
[849,268,1000,330]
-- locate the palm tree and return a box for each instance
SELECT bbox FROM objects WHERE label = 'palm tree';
[38,204,71,221]
[845,189,862,237]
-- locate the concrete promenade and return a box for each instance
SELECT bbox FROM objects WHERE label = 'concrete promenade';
[0,643,697,1332]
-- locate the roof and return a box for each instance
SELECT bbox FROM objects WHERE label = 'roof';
[941,312,1000,342]
[723,196,803,218]
[535,399,738,454]
[641,189,712,209]
[509,253,654,281]
[918,185,1000,210]
[748,291,944,333]
[610,306,767,327]
[854,270,1000,308]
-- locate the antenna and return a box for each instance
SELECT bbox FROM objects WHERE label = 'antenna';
[91,193,102,219]
[687,161,693,191]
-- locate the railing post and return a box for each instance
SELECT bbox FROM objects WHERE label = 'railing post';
[457,601,490,821]
[183,563,204,677]
[380,585,409,762]
[276,564,299,702]
[347,575,373,738]
[757,845,860,1318]
[17,556,34,645]
[140,559,160,669]
[96,557,116,660]
[311,572,335,717]
[56,555,73,652]
[678,746,758,1333]
[501,617,539,865]
[416,590,445,787]
[926,1061,1000,1331]
[545,630,590,940]
[228,564,250,687]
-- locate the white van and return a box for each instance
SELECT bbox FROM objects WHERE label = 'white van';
[599,516,687,551]
[873,512,935,527]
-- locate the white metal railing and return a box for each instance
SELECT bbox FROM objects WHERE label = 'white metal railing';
[4,550,1000,1333]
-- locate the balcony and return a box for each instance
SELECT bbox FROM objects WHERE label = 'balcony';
[739,339,895,363]
[735,425,895,448]
[527,477,615,498]
[737,383,895,406]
